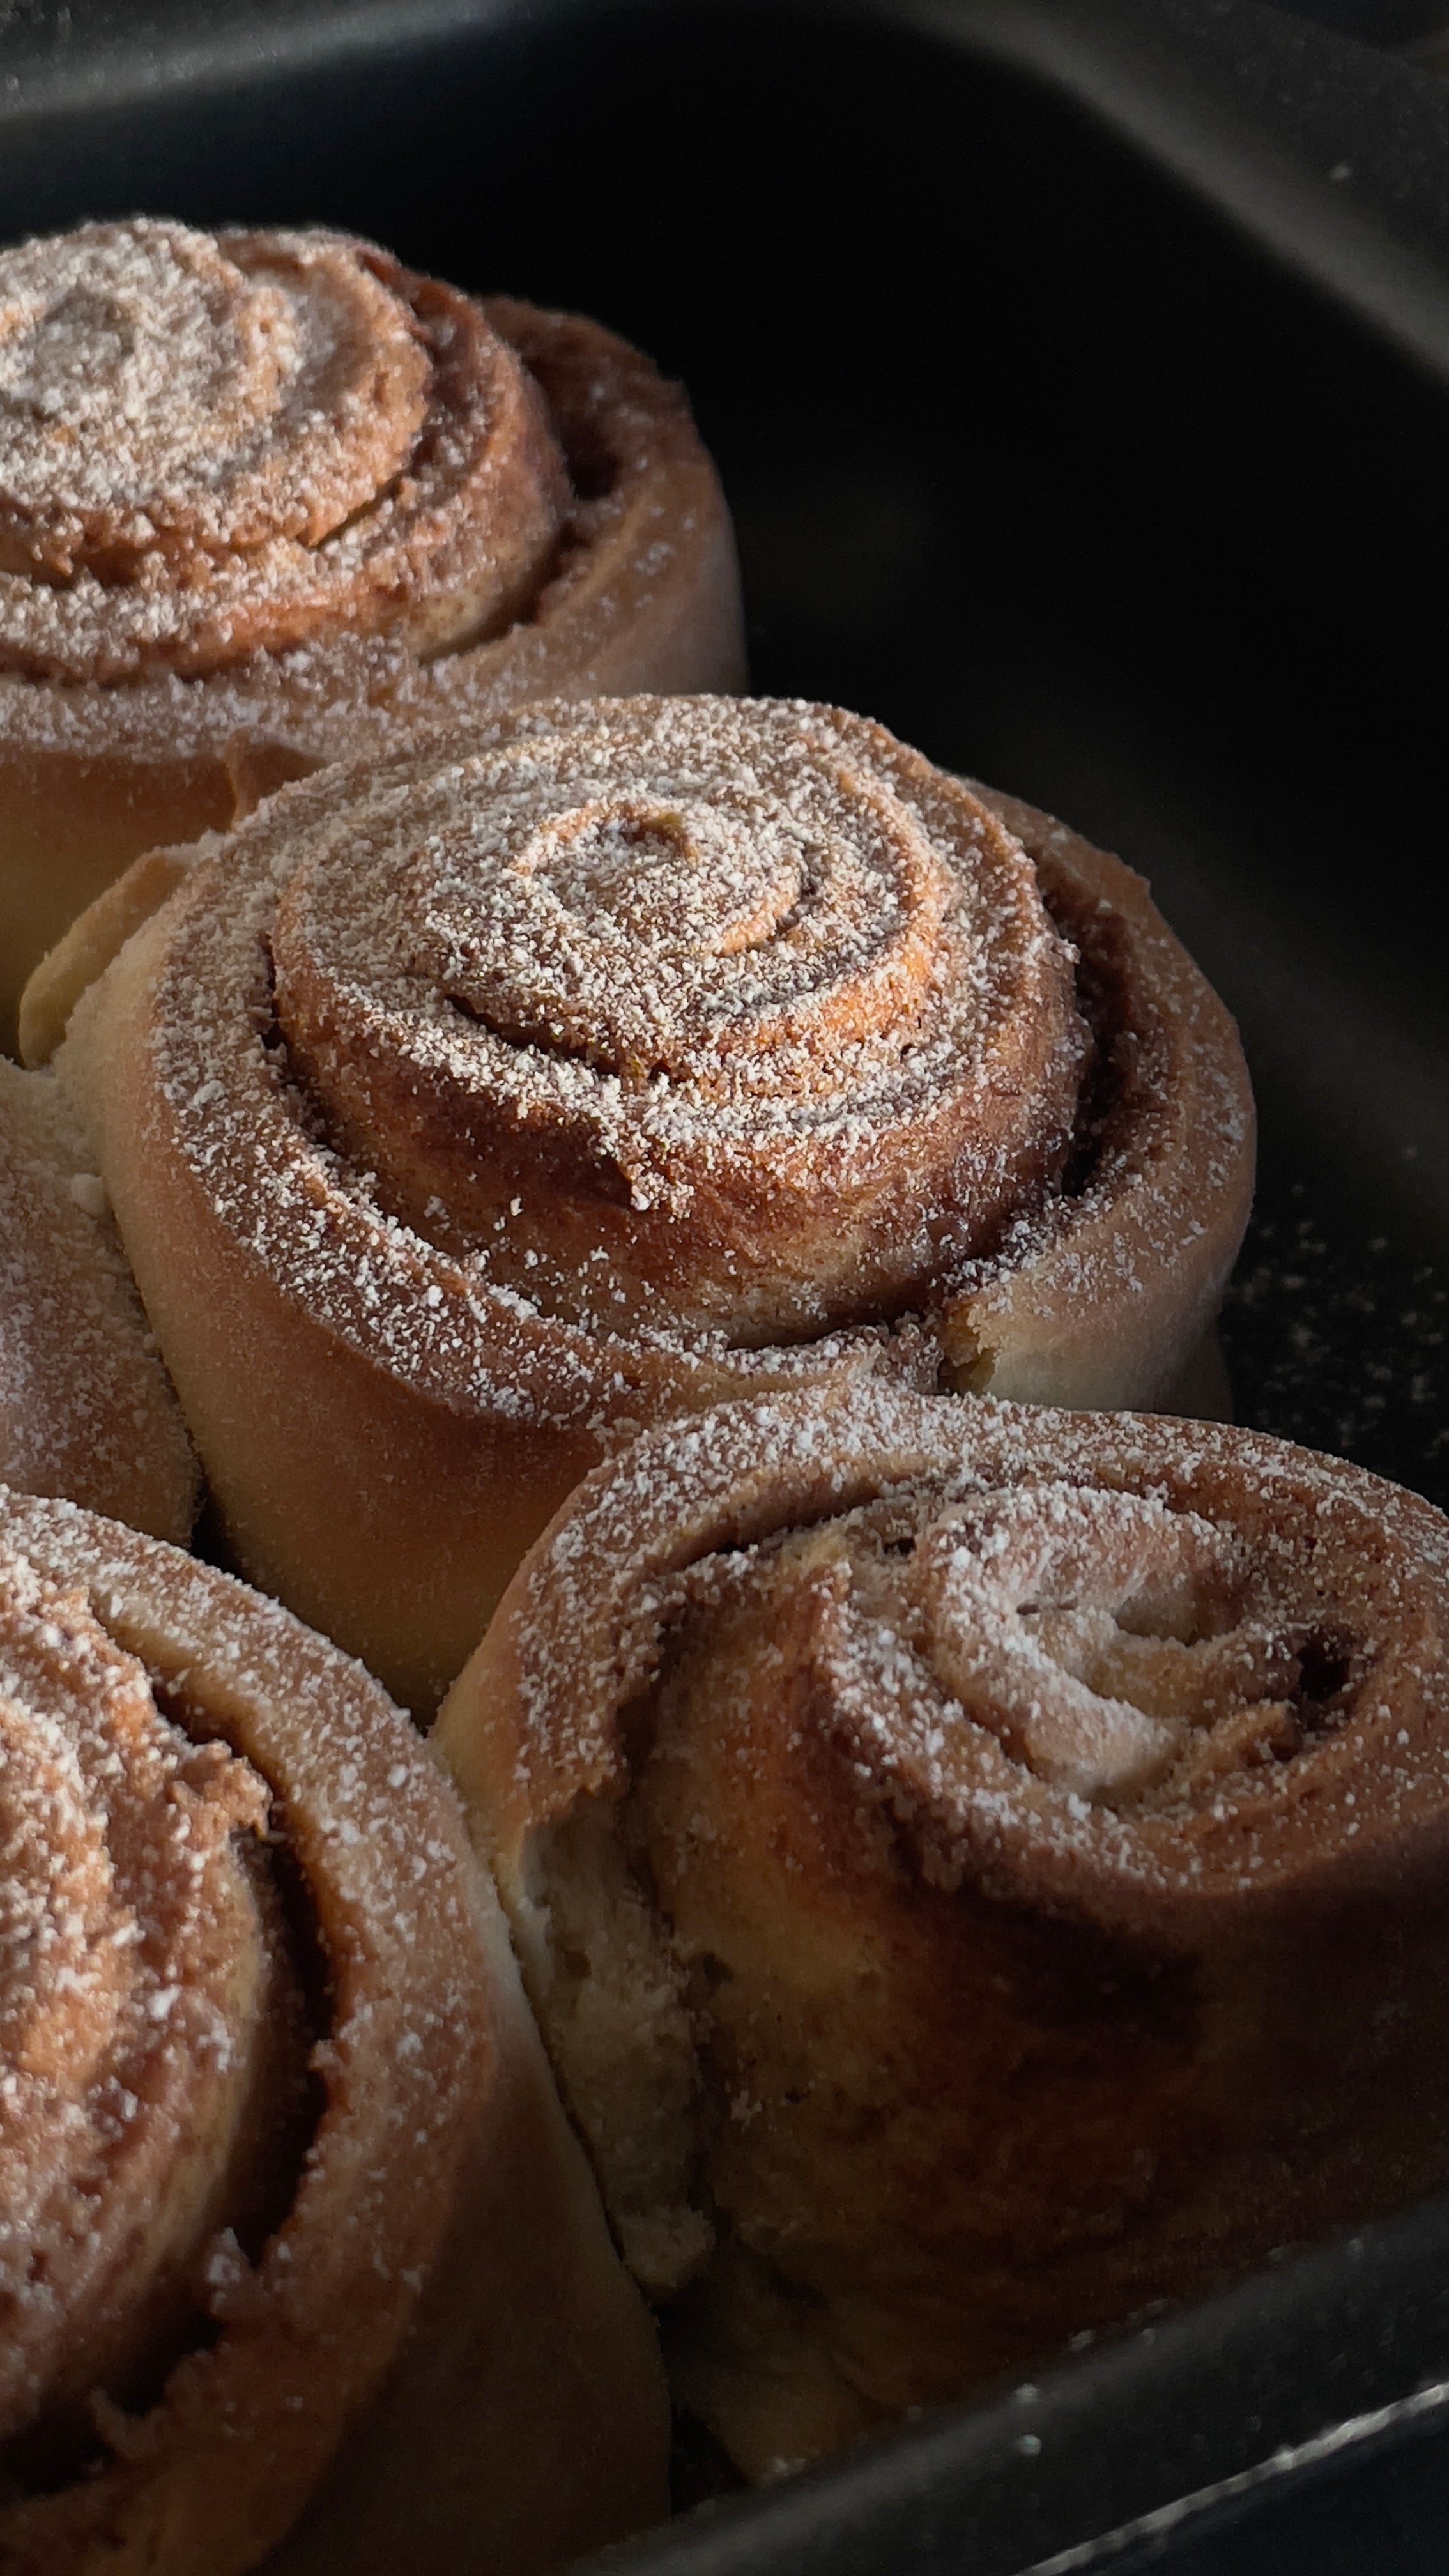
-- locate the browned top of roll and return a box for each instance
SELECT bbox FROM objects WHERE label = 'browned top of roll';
[74,695,1096,1360]
[267,696,1087,1343]
[56,700,1250,1438]
[0,1485,493,2573]
[0,283,745,780]
[438,1384,1449,2425]
[0,220,568,680]
[449,1383,1449,1918]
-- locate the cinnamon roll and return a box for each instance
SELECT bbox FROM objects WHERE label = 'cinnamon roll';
[0,1485,668,2573]
[0,218,745,1045]
[434,1384,1449,2480]
[52,694,1252,1712]
[0,1057,196,1542]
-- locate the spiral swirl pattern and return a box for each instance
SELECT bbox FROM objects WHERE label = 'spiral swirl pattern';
[0,221,568,680]
[437,1384,1449,2474]
[0,1552,280,2461]
[59,695,1251,1710]
[270,696,1087,1338]
[0,1486,505,2573]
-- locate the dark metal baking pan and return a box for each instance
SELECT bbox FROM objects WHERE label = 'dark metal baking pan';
[3,2,1448,2568]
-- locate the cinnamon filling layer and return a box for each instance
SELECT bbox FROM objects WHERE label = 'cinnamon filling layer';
[0,1561,323,2494]
[521,1474,1372,2306]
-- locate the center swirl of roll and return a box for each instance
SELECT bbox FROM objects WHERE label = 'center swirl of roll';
[902,1485,1307,1801]
[415,767,953,1078]
[457,794,815,1052]
[0,222,424,569]
[0,219,569,679]
[267,700,1090,1340]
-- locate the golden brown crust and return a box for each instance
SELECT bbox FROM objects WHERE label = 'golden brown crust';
[434,1386,1449,2476]
[0,225,746,1046]
[54,699,1250,1714]
[0,1060,197,1540]
[0,1489,669,2574]
[260,701,1087,1339]
[952,786,1255,1407]
[0,225,569,684]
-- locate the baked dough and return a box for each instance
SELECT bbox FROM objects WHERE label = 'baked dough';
[51,697,1252,1710]
[0,1488,668,2572]
[436,1383,1449,2476]
[0,222,745,1045]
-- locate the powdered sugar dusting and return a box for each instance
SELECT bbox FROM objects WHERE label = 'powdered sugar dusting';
[0,1481,494,2508]
[0,220,566,681]
[266,696,1084,1340]
[0,1545,271,2440]
[96,700,1251,1445]
[490,1381,1449,1900]
[0,281,737,824]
